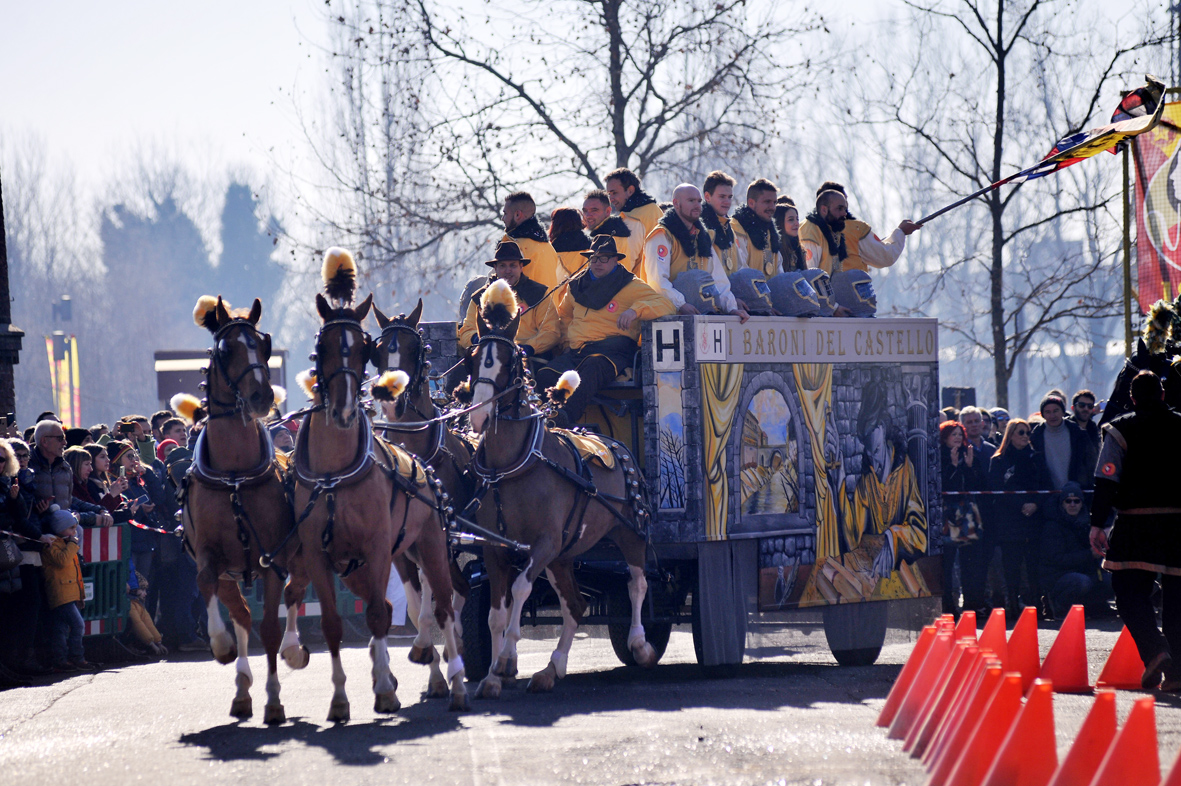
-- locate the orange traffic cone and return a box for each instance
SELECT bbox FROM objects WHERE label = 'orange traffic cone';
[878,624,938,727]
[980,679,1058,786]
[1095,626,1144,691]
[956,610,978,641]
[1046,690,1117,786]
[938,673,1024,786]
[978,608,1008,664]
[1039,605,1091,693]
[925,662,1004,774]
[923,655,1003,769]
[907,642,982,755]
[1008,606,1041,694]
[1089,695,1159,786]
[888,628,955,739]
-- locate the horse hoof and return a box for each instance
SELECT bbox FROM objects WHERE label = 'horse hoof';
[230,697,253,718]
[526,669,556,693]
[632,642,658,669]
[503,658,518,680]
[408,645,434,665]
[374,692,400,714]
[449,692,471,712]
[327,701,351,722]
[426,679,449,699]
[282,645,310,670]
[474,676,502,699]
[263,704,286,725]
[212,632,236,664]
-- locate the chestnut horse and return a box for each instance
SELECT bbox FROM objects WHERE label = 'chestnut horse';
[460,292,657,699]
[372,299,474,699]
[183,296,310,724]
[293,293,467,720]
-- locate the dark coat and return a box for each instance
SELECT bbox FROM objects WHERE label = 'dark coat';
[1030,419,1092,490]
[1039,481,1100,589]
[987,445,1046,542]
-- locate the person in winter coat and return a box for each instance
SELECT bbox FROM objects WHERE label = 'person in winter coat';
[41,512,95,671]
[62,447,113,527]
[988,418,1049,617]
[0,440,33,686]
[1039,481,1112,617]
[940,421,987,617]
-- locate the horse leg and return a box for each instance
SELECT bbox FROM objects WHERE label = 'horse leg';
[353,564,399,714]
[217,578,254,718]
[280,556,311,670]
[260,570,286,724]
[450,558,469,641]
[309,552,349,722]
[418,526,467,712]
[198,565,235,664]
[475,558,511,700]
[504,554,548,690]
[413,566,451,699]
[620,532,658,668]
[530,564,586,693]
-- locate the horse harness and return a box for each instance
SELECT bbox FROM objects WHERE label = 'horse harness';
[205,318,273,420]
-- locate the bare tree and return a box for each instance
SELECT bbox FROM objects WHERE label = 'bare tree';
[658,426,686,509]
[857,0,1165,407]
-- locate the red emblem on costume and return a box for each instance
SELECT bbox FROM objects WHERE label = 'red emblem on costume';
[607,301,618,312]
[1101,462,1116,477]
[657,245,669,257]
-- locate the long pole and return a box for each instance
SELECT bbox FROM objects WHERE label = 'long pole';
[1124,144,1133,358]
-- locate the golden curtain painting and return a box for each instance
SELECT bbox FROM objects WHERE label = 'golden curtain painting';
[791,363,839,561]
[700,363,744,540]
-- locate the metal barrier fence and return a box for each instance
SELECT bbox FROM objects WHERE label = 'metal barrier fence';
[79,524,129,637]
[245,575,365,622]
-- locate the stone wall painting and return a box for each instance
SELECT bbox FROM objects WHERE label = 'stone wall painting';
[656,371,686,510]
[740,389,799,515]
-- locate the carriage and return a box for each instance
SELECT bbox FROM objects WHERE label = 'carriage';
[418,313,944,678]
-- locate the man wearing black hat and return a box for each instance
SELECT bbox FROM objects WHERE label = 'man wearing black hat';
[459,240,560,360]
[541,236,674,428]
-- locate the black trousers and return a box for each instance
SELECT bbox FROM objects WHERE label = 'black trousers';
[0,564,44,667]
[999,537,1041,610]
[1111,569,1181,667]
[536,354,618,424]
[942,541,987,613]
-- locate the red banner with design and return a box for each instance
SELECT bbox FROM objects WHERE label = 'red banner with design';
[1134,102,1181,311]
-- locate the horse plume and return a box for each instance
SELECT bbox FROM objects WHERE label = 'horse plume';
[171,393,204,424]
[296,369,319,400]
[372,371,410,402]
[272,385,287,408]
[480,279,518,330]
[548,370,580,406]
[193,295,221,332]
[322,247,357,306]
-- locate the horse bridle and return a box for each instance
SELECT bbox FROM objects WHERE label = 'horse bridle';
[205,319,273,419]
[470,333,533,421]
[313,318,372,403]
[378,322,432,419]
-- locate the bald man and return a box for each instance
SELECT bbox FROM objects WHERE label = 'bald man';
[642,184,748,320]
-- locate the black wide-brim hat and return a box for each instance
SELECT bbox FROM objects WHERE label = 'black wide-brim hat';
[580,234,627,262]
[485,240,531,267]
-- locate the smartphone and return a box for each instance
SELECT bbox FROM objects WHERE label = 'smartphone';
[134,495,150,506]
[118,466,126,478]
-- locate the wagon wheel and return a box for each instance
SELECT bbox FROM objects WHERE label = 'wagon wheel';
[823,601,887,667]
[607,583,670,668]
[460,576,493,681]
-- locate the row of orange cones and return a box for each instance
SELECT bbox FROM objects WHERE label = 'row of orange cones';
[876,605,1178,786]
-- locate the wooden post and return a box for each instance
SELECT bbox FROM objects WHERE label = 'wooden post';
[1123,144,1133,358]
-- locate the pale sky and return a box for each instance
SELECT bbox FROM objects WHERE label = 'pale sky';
[0,0,321,185]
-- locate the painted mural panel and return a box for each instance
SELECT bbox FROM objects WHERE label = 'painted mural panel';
[740,389,799,515]
[656,371,686,510]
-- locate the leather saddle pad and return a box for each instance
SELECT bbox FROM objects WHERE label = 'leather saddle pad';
[376,436,427,489]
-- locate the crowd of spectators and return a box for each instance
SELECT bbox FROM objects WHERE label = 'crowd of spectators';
[938,389,1113,623]
[0,408,207,688]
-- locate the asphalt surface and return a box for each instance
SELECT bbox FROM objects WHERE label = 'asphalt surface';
[4,608,1181,785]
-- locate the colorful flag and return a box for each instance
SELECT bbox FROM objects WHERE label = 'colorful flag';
[1015,78,1166,183]
[1133,101,1181,309]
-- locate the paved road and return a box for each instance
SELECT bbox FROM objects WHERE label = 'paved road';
[4,612,1181,785]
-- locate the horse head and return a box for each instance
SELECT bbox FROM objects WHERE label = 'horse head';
[372,298,427,419]
[461,281,522,434]
[313,292,374,429]
[194,295,274,420]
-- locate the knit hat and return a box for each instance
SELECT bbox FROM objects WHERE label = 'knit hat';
[106,440,134,467]
[65,427,90,447]
[156,439,178,462]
